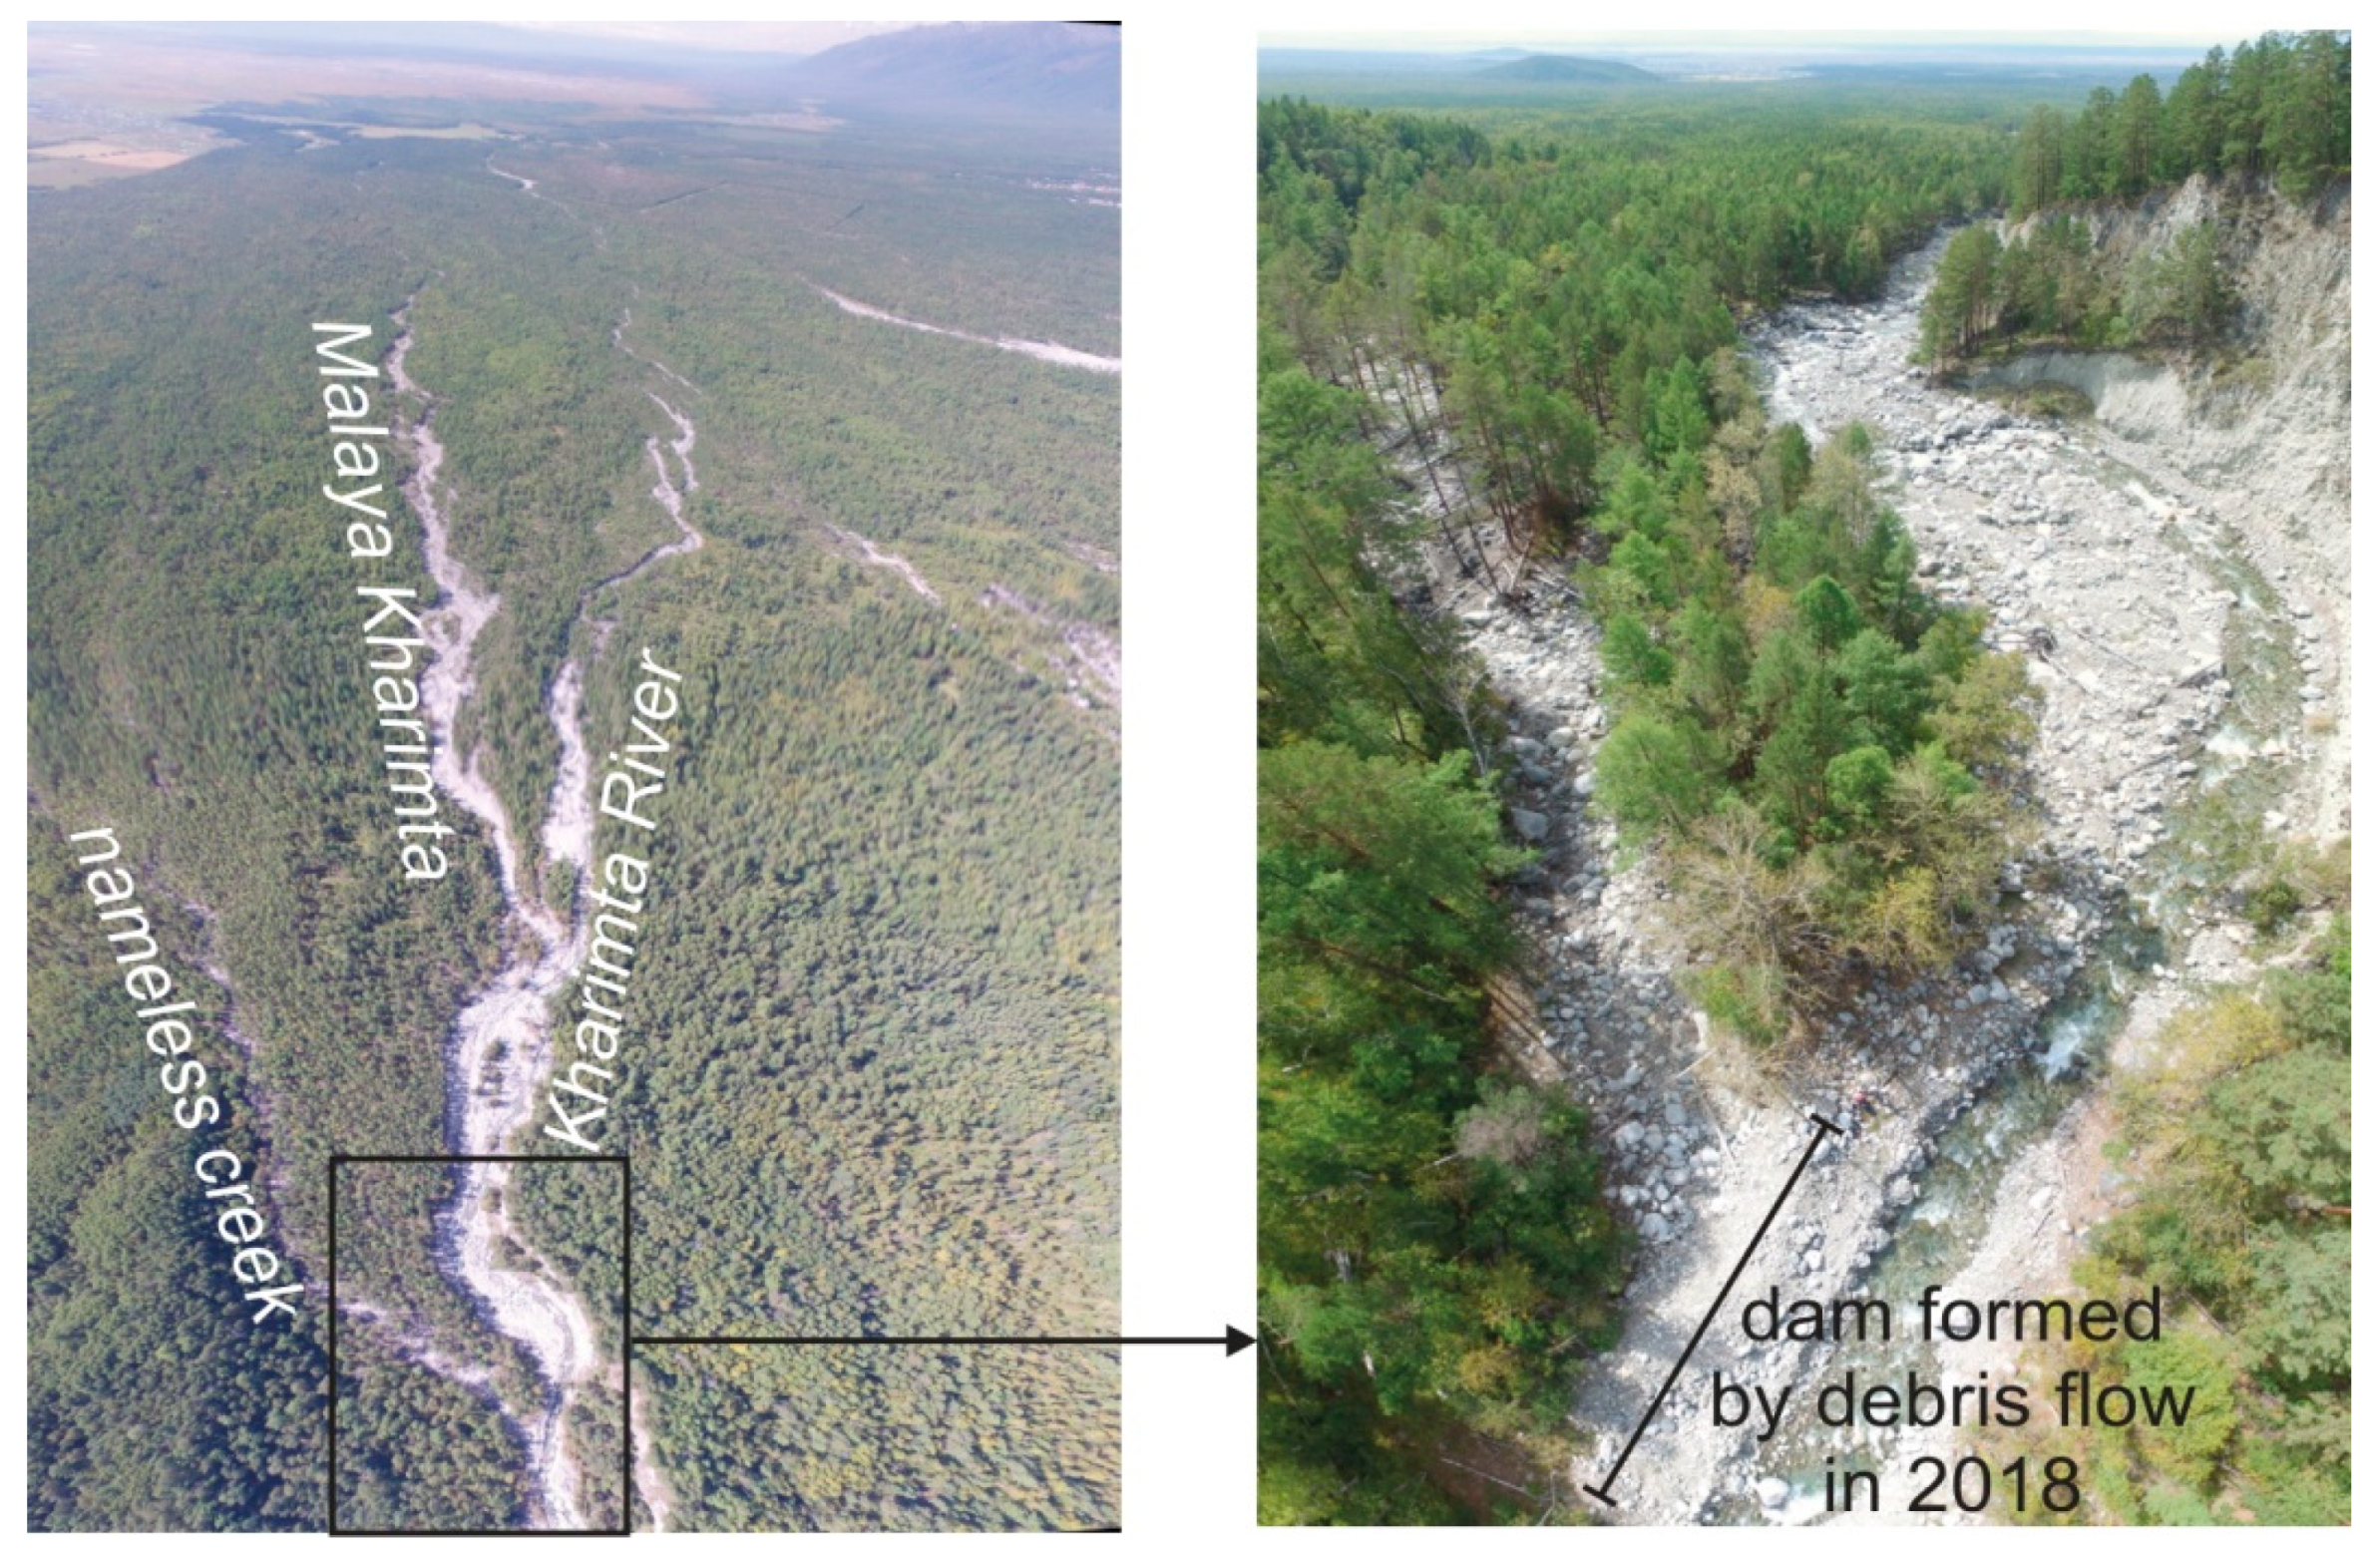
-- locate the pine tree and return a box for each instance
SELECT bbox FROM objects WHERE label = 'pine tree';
[2116,75,2164,196]
[2013,107,2065,216]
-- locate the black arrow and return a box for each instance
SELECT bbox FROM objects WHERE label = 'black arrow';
[1584,1113,1842,1510]
[633,1325,1254,1357]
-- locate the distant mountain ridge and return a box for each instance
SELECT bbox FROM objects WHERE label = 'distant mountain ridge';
[791,21,1119,118]
[1475,54,1661,84]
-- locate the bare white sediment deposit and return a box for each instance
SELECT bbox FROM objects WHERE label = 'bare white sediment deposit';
[803,277,1121,375]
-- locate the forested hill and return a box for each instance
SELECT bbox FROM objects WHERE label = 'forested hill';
[1476,56,1660,85]
[790,21,1120,118]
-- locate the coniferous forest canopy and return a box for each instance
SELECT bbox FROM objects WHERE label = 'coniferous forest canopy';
[1257,33,2348,1526]
[29,20,1116,1532]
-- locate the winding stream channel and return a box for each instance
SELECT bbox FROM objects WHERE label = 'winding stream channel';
[386,291,702,1529]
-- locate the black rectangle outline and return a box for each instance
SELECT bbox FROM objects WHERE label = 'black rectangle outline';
[328,1152,632,1537]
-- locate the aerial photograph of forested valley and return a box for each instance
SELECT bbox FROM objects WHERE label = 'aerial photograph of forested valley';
[28,19,1118,1532]
[1256,31,2348,1525]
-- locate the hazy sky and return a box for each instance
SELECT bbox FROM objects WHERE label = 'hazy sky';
[1261,30,2241,53]
[502,20,921,56]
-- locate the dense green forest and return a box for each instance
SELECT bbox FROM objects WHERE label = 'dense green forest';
[1991,920,2351,1524]
[333,1343,528,1531]
[502,114,1119,1531]
[31,47,1116,1531]
[641,1347,1119,1529]
[1258,372,1622,1524]
[24,847,326,1528]
[2005,33,2351,215]
[29,135,502,1529]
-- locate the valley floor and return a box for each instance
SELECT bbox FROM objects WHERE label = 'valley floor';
[1384,224,2346,1524]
